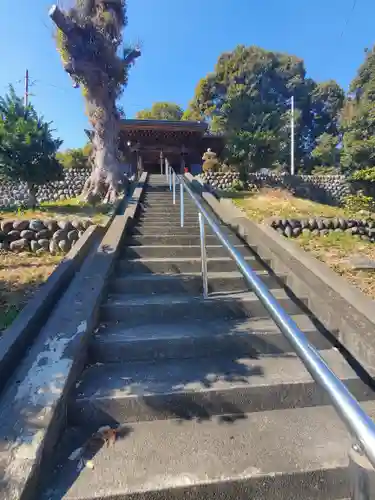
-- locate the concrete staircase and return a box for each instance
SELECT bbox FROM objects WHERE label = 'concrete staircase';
[41,174,375,499]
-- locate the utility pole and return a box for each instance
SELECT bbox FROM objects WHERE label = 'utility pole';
[290,95,295,175]
[24,69,29,107]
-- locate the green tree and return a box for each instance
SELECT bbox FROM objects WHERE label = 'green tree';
[311,132,340,167]
[57,145,91,169]
[341,47,375,173]
[185,45,344,173]
[0,86,62,208]
[50,0,141,203]
[136,102,184,121]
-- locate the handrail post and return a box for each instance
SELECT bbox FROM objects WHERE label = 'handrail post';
[169,166,172,191]
[172,170,176,205]
[350,443,375,500]
[165,158,169,181]
[180,176,184,228]
[198,212,209,298]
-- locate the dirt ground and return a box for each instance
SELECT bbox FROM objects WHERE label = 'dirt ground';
[235,189,375,300]
[0,252,62,332]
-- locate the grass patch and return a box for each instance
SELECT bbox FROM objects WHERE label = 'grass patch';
[234,188,349,223]
[298,231,375,300]
[235,188,375,300]
[0,252,62,332]
[0,198,110,225]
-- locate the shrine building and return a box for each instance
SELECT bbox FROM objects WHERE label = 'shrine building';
[119,119,224,175]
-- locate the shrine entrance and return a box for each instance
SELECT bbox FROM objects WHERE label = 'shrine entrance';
[119,119,224,177]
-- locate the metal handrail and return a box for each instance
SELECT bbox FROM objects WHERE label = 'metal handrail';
[178,172,375,470]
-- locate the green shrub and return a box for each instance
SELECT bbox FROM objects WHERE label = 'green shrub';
[350,168,375,182]
[311,165,340,176]
[343,193,375,213]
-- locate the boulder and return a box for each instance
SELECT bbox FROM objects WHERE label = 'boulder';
[30,240,41,252]
[38,239,50,250]
[52,229,67,242]
[0,220,13,233]
[58,239,71,252]
[36,229,50,239]
[67,229,79,242]
[13,220,29,231]
[49,239,60,254]
[45,220,59,232]
[7,230,21,241]
[20,230,36,241]
[29,219,46,232]
[10,238,29,252]
[58,220,73,231]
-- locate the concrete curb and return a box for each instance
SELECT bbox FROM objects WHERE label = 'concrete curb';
[0,173,148,500]
[0,224,100,396]
[185,174,375,376]
[0,184,133,396]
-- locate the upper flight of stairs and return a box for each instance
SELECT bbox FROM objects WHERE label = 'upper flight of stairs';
[41,174,375,500]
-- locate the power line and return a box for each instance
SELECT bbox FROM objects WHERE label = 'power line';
[340,0,358,39]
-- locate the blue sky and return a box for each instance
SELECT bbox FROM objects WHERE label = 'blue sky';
[0,0,373,149]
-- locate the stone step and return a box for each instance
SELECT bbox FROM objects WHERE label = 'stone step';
[90,314,332,363]
[122,244,253,260]
[100,290,307,324]
[108,271,282,295]
[124,234,243,247]
[44,402,372,499]
[137,213,199,222]
[116,255,268,274]
[132,225,215,236]
[70,349,373,427]
[139,205,198,215]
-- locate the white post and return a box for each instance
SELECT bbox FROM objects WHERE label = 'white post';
[291,96,295,176]
[160,151,164,175]
[165,158,169,181]
[173,170,176,204]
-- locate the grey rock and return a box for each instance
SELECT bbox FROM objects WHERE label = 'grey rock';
[13,220,29,231]
[36,229,50,239]
[52,229,67,242]
[284,226,293,238]
[38,239,50,250]
[30,240,41,252]
[29,219,45,232]
[350,255,375,270]
[71,219,82,231]
[58,239,71,253]
[1,220,13,233]
[45,220,58,232]
[10,238,29,252]
[49,239,60,254]
[7,230,21,241]
[20,230,36,240]
[58,220,73,231]
[67,229,79,242]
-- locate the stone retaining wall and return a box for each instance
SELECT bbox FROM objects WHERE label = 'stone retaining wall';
[201,171,351,205]
[270,217,375,241]
[0,218,93,253]
[0,168,91,208]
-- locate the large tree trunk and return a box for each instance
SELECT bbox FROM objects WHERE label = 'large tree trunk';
[82,94,128,204]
